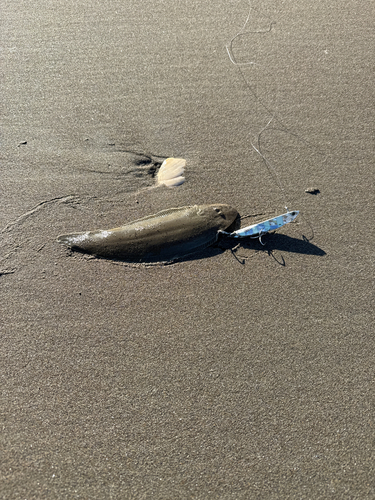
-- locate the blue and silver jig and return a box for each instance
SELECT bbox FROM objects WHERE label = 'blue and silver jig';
[220,210,299,245]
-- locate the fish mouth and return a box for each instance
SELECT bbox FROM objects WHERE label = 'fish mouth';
[225,213,241,233]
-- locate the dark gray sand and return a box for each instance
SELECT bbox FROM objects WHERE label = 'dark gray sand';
[1,1,374,498]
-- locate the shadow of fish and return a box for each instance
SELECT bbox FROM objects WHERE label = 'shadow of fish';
[57,204,238,263]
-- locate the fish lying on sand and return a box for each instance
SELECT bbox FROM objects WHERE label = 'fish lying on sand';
[57,158,299,262]
[57,204,239,263]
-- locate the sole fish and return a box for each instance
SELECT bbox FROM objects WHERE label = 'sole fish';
[57,204,239,263]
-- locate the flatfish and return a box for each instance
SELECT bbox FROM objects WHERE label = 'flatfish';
[57,204,238,263]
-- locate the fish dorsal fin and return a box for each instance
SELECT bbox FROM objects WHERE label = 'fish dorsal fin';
[157,158,186,187]
[120,205,196,226]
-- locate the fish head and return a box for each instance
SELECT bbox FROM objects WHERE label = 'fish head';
[198,204,239,231]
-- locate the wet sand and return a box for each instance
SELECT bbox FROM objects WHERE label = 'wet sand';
[1,1,374,498]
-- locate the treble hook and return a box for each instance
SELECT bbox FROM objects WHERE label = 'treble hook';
[258,232,266,246]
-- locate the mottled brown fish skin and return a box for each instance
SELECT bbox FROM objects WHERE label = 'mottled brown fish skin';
[57,204,239,262]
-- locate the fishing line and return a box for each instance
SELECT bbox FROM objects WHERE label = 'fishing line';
[226,14,276,66]
[226,1,293,210]
[226,1,328,246]
[250,116,289,210]
[225,0,324,219]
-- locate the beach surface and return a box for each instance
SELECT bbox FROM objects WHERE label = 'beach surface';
[1,1,374,498]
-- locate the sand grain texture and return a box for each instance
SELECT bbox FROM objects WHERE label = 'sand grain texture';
[1,0,374,498]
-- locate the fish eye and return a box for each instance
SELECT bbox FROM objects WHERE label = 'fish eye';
[214,207,226,218]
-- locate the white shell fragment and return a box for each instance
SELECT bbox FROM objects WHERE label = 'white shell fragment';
[157,158,186,187]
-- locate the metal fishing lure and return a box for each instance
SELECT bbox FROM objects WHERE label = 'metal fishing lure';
[219,210,299,244]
